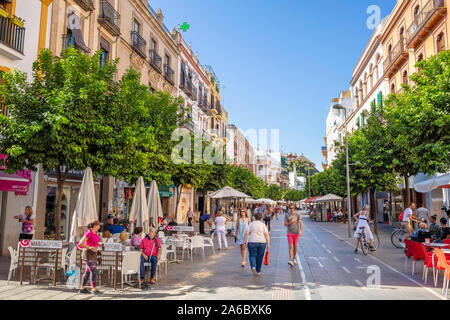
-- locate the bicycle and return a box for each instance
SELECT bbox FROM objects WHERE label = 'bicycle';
[357,222,379,255]
[391,227,408,249]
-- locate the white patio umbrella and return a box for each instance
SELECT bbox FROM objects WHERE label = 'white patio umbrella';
[70,168,98,243]
[128,176,149,234]
[253,198,277,205]
[312,194,343,203]
[414,173,450,193]
[208,186,251,199]
[147,180,163,228]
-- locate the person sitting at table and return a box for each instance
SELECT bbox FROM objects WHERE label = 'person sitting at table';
[429,215,442,242]
[139,227,161,286]
[102,214,115,233]
[102,230,114,243]
[131,227,144,249]
[119,231,130,246]
[409,222,429,242]
[437,218,450,242]
[168,218,178,227]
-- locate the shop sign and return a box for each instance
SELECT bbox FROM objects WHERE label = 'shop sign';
[103,243,122,252]
[19,240,62,249]
[172,226,194,232]
[159,185,173,197]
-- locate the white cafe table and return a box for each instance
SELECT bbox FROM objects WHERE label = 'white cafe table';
[422,243,450,248]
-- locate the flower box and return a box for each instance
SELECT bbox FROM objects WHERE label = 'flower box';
[0,8,9,18]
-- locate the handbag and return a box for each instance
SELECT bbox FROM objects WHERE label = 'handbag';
[263,250,270,266]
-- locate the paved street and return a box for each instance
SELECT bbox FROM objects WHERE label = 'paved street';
[0,211,446,300]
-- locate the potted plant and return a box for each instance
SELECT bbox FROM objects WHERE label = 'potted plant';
[11,15,25,28]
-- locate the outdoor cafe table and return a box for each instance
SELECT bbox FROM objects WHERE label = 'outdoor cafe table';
[166,235,190,263]
[422,243,450,248]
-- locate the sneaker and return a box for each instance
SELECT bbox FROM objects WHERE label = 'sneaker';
[369,245,376,251]
[150,278,156,284]
[78,288,90,294]
[354,249,358,253]
[256,272,261,276]
[91,290,102,295]
[252,267,258,276]
[288,260,294,266]
[293,259,298,265]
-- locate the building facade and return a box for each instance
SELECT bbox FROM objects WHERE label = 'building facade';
[0,0,54,255]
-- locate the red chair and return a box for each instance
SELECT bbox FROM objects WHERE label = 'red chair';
[443,239,450,249]
[411,241,427,275]
[418,243,439,284]
[404,239,414,270]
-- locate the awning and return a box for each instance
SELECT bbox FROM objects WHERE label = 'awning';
[312,194,343,203]
[304,196,321,203]
[414,173,450,193]
[0,171,31,193]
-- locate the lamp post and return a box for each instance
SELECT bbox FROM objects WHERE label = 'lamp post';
[333,104,352,238]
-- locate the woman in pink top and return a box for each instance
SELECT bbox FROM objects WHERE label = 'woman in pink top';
[131,227,143,248]
[79,220,102,295]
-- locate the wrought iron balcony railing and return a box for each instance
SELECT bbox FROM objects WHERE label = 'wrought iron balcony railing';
[73,0,95,12]
[98,0,120,37]
[383,40,408,76]
[406,0,445,48]
[131,31,146,58]
[149,49,162,73]
[164,64,175,85]
[0,15,25,54]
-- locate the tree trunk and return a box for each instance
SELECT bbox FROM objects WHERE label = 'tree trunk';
[55,166,68,240]
[404,175,410,209]
[175,184,183,222]
[370,189,378,235]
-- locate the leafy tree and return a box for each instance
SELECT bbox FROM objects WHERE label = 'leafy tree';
[0,48,155,240]
[265,184,283,201]
[384,50,450,206]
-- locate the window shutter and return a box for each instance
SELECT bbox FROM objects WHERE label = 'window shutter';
[356,117,360,127]
[361,114,364,126]
[377,92,383,106]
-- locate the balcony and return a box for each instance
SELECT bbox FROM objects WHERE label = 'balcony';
[0,102,9,117]
[0,15,25,54]
[198,98,210,113]
[321,146,327,157]
[131,31,146,59]
[164,64,175,85]
[190,85,198,101]
[406,0,446,49]
[98,0,120,37]
[383,40,408,78]
[149,49,162,73]
[73,0,95,12]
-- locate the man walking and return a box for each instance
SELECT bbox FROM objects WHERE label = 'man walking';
[186,207,194,227]
[285,204,303,266]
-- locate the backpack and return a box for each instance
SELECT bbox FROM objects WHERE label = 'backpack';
[398,211,404,221]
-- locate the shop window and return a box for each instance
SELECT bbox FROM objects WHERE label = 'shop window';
[44,186,73,240]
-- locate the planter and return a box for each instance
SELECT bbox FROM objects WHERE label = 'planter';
[0,8,9,18]
[11,17,24,28]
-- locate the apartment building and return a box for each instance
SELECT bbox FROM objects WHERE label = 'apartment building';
[0,0,54,254]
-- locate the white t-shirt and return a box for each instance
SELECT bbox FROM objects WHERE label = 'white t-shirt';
[403,208,413,222]
[247,221,268,243]
[215,216,226,231]
[21,213,36,235]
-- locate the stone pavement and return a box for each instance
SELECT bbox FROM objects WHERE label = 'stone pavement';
[0,212,447,300]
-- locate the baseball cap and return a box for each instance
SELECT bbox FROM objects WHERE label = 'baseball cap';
[107,214,115,220]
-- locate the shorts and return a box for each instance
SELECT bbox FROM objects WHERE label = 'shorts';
[287,233,299,245]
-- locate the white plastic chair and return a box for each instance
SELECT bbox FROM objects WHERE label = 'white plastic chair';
[7,246,18,284]
[156,245,168,280]
[112,233,121,242]
[204,231,215,254]
[191,236,205,262]
[181,237,193,261]
[121,252,141,289]
[157,231,165,239]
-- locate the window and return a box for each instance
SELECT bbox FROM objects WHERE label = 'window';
[165,54,170,67]
[150,39,156,52]
[99,37,110,68]
[180,62,186,86]
[377,92,383,107]
[402,70,408,85]
[390,83,395,93]
[414,5,420,20]
[437,33,445,53]
[133,20,140,34]
[400,27,405,50]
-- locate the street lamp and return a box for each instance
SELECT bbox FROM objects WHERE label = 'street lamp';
[333,103,352,238]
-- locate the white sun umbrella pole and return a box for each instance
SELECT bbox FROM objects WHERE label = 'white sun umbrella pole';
[147,180,163,229]
[70,168,98,243]
[128,176,150,235]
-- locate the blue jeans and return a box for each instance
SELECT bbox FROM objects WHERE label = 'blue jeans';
[247,242,266,273]
[140,255,157,279]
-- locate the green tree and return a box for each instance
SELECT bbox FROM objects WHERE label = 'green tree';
[0,48,154,239]
[265,184,283,201]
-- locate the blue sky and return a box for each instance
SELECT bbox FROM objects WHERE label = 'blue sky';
[149,0,396,170]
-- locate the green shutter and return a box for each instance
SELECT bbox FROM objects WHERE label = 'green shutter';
[377,92,383,106]
[361,114,364,125]
[356,117,360,127]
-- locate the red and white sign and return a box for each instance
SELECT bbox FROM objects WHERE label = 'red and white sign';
[19,239,31,248]
[166,225,173,231]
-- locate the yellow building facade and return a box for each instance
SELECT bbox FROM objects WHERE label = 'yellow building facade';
[382,0,448,93]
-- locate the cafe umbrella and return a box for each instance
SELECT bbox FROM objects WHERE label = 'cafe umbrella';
[128,176,150,234]
[147,180,163,228]
[69,167,98,243]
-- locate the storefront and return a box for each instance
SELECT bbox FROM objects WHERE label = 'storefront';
[35,168,100,241]
[0,169,34,256]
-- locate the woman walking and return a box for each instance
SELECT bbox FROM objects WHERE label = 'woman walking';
[215,211,228,250]
[245,212,270,276]
[235,208,251,267]
[263,207,273,232]
[79,220,102,295]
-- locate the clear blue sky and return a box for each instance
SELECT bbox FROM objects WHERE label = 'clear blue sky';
[149,0,396,170]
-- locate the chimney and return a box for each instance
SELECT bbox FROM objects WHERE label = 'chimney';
[156,8,164,24]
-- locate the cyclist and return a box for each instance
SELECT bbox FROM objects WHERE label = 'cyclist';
[353,205,375,253]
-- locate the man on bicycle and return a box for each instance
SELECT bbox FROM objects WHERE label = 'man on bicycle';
[353,205,375,253]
